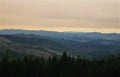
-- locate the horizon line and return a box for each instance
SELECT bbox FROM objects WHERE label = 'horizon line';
[0,28,120,34]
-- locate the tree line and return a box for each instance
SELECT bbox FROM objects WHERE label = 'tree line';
[0,52,120,77]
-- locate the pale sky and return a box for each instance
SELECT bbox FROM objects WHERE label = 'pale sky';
[0,0,120,33]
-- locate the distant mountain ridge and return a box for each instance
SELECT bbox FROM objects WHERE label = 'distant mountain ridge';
[0,29,119,35]
[0,29,120,57]
[0,29,119,40]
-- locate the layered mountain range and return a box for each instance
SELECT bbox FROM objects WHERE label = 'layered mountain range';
[0,29,120,57]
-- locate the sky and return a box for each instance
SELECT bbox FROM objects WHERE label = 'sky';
[0,0,119,33]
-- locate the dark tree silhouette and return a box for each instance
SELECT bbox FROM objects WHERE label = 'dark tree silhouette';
[0,51,120,77]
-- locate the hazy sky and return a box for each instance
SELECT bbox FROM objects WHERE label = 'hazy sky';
[0,0,119,33]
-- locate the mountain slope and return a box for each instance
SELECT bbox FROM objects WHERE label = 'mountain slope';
[0,35,67,57]
[0,29,120,57]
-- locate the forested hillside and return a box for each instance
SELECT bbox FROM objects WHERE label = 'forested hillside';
[0,30,120,77]
[0,52,120,77]
[0,33,120,57]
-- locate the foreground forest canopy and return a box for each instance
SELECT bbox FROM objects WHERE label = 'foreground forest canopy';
[0,52,120,77]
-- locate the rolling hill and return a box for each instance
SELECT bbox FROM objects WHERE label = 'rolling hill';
[0,29,120,57]
[0,35,67,58]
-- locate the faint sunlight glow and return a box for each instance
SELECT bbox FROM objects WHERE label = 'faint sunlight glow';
[0,0,119,33]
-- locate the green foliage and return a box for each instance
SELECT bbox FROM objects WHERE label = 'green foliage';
[0,52,120,77]
[0,49,25,59]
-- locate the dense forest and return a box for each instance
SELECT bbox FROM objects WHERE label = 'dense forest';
[0,51,120,77]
